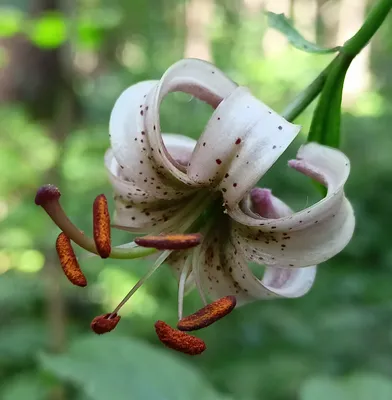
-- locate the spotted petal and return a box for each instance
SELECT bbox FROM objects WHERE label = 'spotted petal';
[187,86,301,206]
[193,218,315,307]
[105,135,205,233]
[229,143,355,267]
[110,59,238,191]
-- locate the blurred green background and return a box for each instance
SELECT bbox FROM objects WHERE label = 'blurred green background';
[0,0,391,399]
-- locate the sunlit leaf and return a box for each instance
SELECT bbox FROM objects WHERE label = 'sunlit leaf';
[0,8,24,37]
[26,12,67,49]
[39,335,230,400]
[266,12,339,54]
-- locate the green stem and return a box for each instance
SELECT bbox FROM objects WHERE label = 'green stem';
[109,246,157,259]
[282,0,391,123]
[343,0,392,56]
[282,60,332,122]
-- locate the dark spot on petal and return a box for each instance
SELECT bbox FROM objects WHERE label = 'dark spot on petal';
[233,183,237,187]
[278,126,282,130]
[235,138,241,145]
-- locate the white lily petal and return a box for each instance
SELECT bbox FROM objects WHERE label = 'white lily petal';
[105,150,195,233]
[113,198,186,233]
[223,239,317,301]
[229,143,355,267]
[227,188,317,300]
[194,223,254,305]
[109,81,194,196]
[162,134,196,167]
[187,86,301,206]
[143,59,238,185]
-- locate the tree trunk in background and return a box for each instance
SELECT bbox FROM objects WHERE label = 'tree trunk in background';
[0,1,79,400]
[0,0,78,121]
[293,0,317,43]
[262,0,291,56]
[184,0,214,61]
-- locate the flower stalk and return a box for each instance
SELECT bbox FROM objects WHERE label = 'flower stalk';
[282,0,391,123]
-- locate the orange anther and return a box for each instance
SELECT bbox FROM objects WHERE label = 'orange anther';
[177,296,236,331]
[93,194,111,258]
[154,320,206,355]
[56,232,87,287]
[135,233,202,250]
[91,313,121,334]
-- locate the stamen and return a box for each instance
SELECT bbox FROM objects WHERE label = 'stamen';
[192,247,207,306]
[154,320,206,355]
[91,312,121,334]
[110,250,171,315]
[178,258,191,320]
[56,233,87,287]
[93,194,111,258]
[135,233,202,250]
[177,296,236,331]
[35,185,97,254]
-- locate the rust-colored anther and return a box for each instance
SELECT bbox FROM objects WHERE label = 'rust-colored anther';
[56,232,87,287]
[93,194,111,258]
[35,184,61,206]
[154,320,206,356]
[91,313,121,334]
[135,233,202,250]
[177,296,237,331]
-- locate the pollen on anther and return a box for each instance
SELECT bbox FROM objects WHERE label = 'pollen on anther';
[155,320,206,355]
[177,296,237,331]
[56,232,87,287]
[135,233,202,250]
[216,159,222,165]
[91,313,121,334]
[93,194,111,258]
[235,138,241,145]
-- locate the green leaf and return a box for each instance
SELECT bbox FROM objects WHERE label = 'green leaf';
[266,12,339,54]
[300,374,392,400]
[1,373,50,400]
[0,8,24,37]
[0,320,47,366]
[308,55,351,148]
[26,12,67,49]
[39,335,230,400]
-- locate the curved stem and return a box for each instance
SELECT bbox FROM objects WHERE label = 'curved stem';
[343,0,391,56]
[282,61,332,122]
[282,0,391,123]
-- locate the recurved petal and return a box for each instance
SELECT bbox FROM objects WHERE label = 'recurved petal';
[190,219,315,307]
[109,80,194,195]
[223,239,317,301]
[229,143,355,267]
[187,86,300,206]
[105,149,196,233]
[143,59,238,185]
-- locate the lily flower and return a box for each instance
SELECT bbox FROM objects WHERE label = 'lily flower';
[36,58,355,355]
